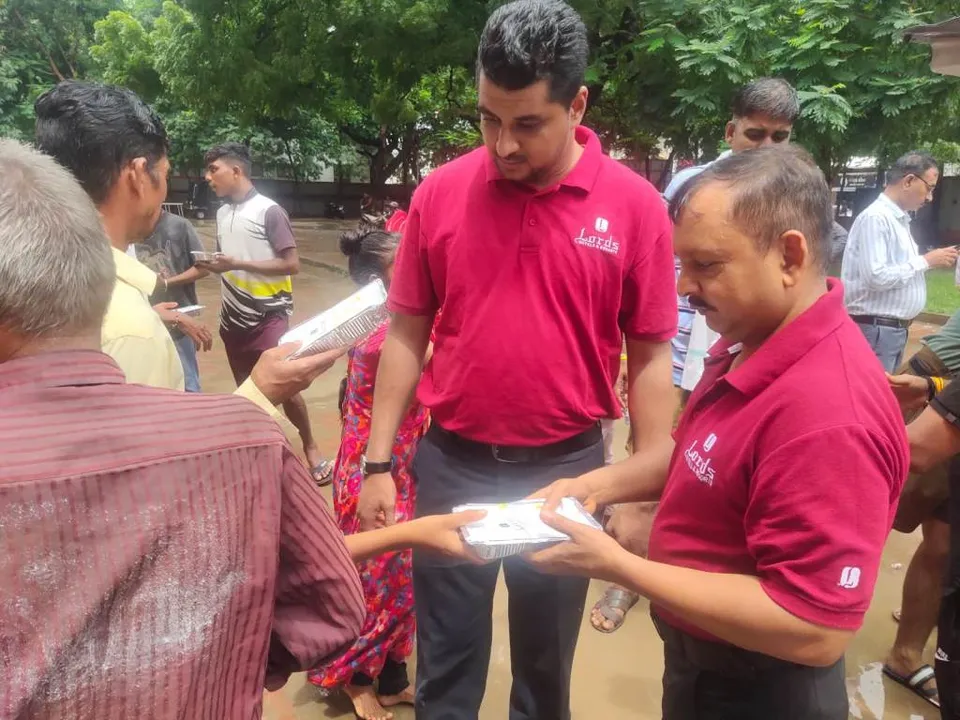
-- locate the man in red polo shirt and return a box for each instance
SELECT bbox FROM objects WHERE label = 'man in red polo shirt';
[356,1,677,718]
[528,145,908,719]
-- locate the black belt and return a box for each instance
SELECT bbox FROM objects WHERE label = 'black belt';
[427,423,602,464]
[850,314,912,329]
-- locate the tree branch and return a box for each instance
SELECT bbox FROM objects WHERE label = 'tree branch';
[338,124,379,149]
[12,8,66,82]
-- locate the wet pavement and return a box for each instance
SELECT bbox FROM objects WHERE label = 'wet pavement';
[187,219,943,719]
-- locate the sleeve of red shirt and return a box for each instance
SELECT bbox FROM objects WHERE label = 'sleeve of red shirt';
[619,200,677,342]
[264,205,298,255]
[265,448,364,690]
[744,425,899,631]
[387,191,438,316]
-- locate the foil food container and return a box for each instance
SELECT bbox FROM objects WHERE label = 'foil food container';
[279,278,388,359]
[190,251,223,263]
[453,498,602,560]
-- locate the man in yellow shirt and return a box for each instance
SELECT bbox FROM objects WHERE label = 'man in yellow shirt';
[34,81,332,411]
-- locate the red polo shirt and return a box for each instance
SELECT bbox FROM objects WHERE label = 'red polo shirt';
[647,280,908,640]
[388,126,676,445]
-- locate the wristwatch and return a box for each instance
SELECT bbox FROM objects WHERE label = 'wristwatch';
[362,455,392,477]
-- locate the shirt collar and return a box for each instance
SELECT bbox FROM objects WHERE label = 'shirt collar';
[484,125,603,193]
[112,247,157,297]
[875,192,910,223]
[0,350,126,392]
[706,279,848,399]
[230,187,259,205]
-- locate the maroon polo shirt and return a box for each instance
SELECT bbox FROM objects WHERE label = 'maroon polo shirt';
[388,126,677,446]
[648,280,908,641]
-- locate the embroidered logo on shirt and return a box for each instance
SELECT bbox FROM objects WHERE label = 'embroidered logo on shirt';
[683,439,716,486]
[574,221,620,256]
[703,433,718,452]
[838,566,861,589]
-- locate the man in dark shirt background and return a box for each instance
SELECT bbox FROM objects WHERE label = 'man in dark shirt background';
[899,377,960,718]
[132,209,210,391]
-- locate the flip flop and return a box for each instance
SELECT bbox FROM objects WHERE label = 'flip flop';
[590,586,639,634]
[882,663,940,708]
[313,460,334,487]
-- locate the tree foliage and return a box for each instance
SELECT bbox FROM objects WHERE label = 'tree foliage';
[2,0,960,186]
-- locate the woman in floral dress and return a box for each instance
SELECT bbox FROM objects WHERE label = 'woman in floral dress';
[309,227,428,720]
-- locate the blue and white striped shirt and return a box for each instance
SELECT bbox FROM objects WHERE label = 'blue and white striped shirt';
[662,153,731,385]
[841,193,928,321]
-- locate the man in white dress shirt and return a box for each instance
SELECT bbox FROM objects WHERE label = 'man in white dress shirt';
[842,151,957,372]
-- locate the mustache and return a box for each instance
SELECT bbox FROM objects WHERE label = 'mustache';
[687,296,716,312]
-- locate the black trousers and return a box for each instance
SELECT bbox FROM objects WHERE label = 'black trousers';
[351,658,409,696]
[655,617,848,720]
[935,456,960,719]
[411,428,602,720]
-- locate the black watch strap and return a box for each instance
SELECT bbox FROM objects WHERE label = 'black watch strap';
[362,457,392,476]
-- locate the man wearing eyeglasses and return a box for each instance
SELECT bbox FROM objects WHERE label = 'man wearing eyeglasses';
[842,151,957,372]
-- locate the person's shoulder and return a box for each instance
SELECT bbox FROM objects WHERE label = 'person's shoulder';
[248,192,283,215]
[801,322,907,437]
[851,196,887,223]
[137,386,290,445]
[663,164,709,202]
[415,148,486,203]
[165,212,198,240]
[597,156,662,201]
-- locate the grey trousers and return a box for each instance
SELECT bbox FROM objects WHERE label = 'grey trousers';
[411,427,603,720]
[655,616,848,720]
[856,321,909,373]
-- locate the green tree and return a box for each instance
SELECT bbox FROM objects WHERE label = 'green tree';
[585,0,960,182]
[0,0,122,139]
[174,0,486,189]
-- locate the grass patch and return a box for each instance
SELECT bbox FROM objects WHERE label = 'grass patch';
[926,269,960,315]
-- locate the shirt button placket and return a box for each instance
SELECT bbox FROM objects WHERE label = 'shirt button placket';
[521,202,540,252]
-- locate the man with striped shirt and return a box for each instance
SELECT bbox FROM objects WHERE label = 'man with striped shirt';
[198,143,331,482]
[842,151,957,372]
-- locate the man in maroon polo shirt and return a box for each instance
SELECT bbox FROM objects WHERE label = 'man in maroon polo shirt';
[357,1,677,718]
[527,145,908,719]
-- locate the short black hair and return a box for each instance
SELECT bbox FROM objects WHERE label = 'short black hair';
[204,142,252,177]
[34,80,169,205]
[731,77,800,124]
[339,227,400,286]
[477,0,588,105]
[669,145,834,272]
[887,150,938,185]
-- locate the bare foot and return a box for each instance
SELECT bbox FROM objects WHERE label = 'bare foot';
[590,604,622,632]
[378,686,414,708]
[344,685,393,720]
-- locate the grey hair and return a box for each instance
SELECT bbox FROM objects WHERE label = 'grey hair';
[731,77,800,124]
[0,140,115,338]
[668,145,834,272]
[887,151,938,185]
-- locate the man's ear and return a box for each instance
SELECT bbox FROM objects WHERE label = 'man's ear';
[778,229,810,286]
[125,158,150,200]
[570,86,588,125]
[724,121,736,145]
